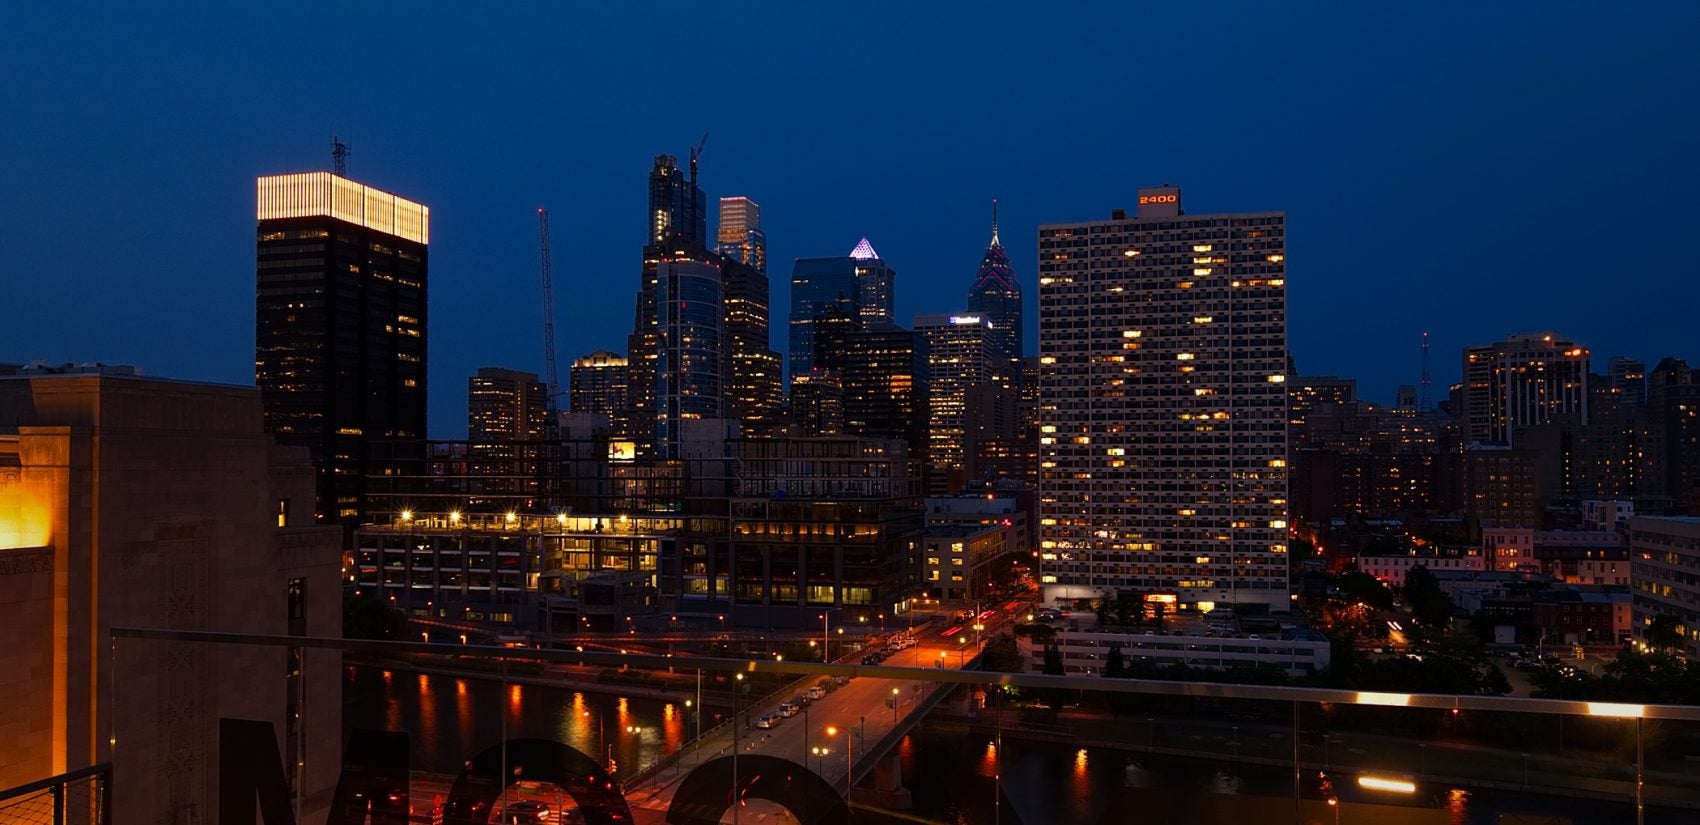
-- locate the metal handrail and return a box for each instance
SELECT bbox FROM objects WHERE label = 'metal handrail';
[110,627,1700,721]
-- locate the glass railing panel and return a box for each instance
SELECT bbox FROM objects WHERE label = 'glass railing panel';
[104,630,1700,824]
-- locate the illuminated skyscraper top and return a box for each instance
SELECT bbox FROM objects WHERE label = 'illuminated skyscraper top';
[647,154,707,247]
[717,196,766,272]
[966,199,1022,383]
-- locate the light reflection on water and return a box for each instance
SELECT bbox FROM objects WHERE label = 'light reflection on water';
[344,665,679,776]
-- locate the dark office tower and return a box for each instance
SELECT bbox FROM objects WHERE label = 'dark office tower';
[256,172,428,524]
[717,196,766,272]
[966,200,1023,385]
[626,155,710,452]
[789,372,844,436]
[788,238,897,377]
[809,298,860,373]
[656,258,724,457]
[721,257,785,433]
[468,368,548,442]
[838,329,930,461]
[1609,357,1648,406]
[569,350,629,418]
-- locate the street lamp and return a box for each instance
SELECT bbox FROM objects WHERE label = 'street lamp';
[959,636,968,667]
[1327,796,1339,825]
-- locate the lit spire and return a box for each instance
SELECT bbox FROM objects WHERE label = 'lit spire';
[849,236,880,260]
[990,198,1001,247]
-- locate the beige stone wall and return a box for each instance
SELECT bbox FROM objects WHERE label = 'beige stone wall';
[0,375,341,821]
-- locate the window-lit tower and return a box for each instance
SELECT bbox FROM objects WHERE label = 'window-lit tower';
[255,171,428,524]
[1037,185,1289,610]
[966,200,1023,386]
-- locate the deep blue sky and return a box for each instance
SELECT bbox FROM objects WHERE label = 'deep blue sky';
[4,4,1696,439]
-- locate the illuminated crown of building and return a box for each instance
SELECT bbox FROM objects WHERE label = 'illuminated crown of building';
[970,199,1017,294]
[848,237,880,260]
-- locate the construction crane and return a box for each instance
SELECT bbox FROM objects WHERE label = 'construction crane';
[688,131,709,185]
[538,208,561,415]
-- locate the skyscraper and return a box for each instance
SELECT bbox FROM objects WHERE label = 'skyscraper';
[1037,185,1289,609]
[716,196,766,272]
[966,200,1023,385]
[1462,333,1591,446]
[721,257,784,433]
[837,328,930,462]
[255,171,428,524]
[468,367,548,443]
[569,350,630,418]
[626,155,711,453]
[789,239,896,377]
[656,258,725,457]
[915,313,996,493]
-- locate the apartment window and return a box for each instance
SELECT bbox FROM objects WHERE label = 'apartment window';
[277,498,290,528]
[288,578,306,623]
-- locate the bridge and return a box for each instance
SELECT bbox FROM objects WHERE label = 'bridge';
[621,619,1009,819]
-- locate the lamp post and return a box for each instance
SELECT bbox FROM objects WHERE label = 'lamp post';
[821,612,831,661]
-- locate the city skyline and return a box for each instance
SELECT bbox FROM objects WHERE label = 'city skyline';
[3,5,1698,440]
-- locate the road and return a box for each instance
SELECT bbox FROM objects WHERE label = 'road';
[620,615,1013,821]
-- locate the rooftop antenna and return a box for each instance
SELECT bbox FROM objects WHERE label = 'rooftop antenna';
[331,135,350,176]
[1420,331,1432,411]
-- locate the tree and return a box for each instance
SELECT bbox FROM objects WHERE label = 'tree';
[1103,644,1127,678]
[1645,614,1685,652]
[343,591,408,640]
[1041,643,1067,710]
[1401,565,1455,629]
[1336,571,1395,612]
[980,633,1025,673]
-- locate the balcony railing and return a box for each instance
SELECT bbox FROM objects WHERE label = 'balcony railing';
[105,627,1700,824]
[0,764,110,825]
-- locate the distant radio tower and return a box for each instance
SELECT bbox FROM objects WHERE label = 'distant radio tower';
[1420,331,1432,411]
[331,135,350,176]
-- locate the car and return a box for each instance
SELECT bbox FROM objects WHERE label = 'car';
[778,702,799,718]
[806,686,826,700]
[831,675,850,686]
[861,654,880,665]
[502,801,552,825]
[756,714,777,729]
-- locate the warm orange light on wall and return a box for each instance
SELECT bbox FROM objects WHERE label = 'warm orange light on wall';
[0,493,53,549]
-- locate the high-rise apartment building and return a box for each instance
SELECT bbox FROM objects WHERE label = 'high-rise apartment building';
[1648,358,1700,513]
[716,196,766,272]
[468,367,548,443]
[656,258,725,457]
[255,171,429,524]
[570,350,629,418]
[915,313,995,493]
[1288,376,1358,446]
[789,239,896,377]
[966,201,1023,386]
[1036,185,1289,609]
[1462,333,1590,446]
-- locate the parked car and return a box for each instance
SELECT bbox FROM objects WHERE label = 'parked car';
[756,714,777,729]
[778,702,800,718]
[806,686,826,700]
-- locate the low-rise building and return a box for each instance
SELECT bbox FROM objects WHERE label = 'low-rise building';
[1356,549,1486,586]
[921,525,1008,601]
[1025,627,1331,678]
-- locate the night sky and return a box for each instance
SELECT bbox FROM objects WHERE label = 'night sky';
[3,4,1695,438]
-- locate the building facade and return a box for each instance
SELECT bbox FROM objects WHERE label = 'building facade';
[915,313,996,494]
[255,171,429,524]
[1462,333,1590,447]
[569,350,629,418]
[0,373,342,820]
[1629,516,1700,657]
[1036,185,1290,610]
[468,367,548,442]
[655,258,725,458]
